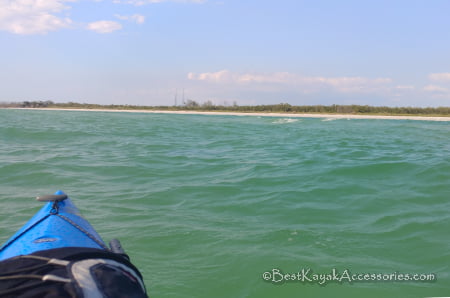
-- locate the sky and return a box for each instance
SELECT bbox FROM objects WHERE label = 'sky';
[1,0,450,107]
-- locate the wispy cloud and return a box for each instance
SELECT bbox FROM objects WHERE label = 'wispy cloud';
[424,73,450,98]
[187,70,393,94]
[424,85,448,92]
[87,20,122,33]
[429,73,450,82]
[423,85,450,98]
[0,0,73,34]
[115,14,145,24]
[395,85,415,90]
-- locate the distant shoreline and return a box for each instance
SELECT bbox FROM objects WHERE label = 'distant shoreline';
[4,107,450,121]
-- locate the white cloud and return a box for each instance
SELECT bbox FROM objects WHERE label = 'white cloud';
[187,70,233,83]
[0,0,73,34]
[87,20,122,33]
[0,0,204,34]
[429,73,450,82]
[115,14,145,24]
[187,70,392,94]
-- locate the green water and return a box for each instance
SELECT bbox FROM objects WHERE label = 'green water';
[0,109,449,298]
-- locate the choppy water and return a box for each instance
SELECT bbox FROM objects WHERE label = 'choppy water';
[0,109,449,298]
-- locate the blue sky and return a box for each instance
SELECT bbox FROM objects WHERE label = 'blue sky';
[1,0,450,107]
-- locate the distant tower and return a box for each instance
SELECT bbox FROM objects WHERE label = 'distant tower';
[174,89,178,106]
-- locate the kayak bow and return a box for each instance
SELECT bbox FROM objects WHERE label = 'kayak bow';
[0,190,107,261]
[0,191,148,298]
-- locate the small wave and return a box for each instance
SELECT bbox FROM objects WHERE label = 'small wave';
[321,118,339,122]
[272,118,299,124]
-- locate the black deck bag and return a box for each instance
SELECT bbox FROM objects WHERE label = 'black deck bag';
[0,247,148,298]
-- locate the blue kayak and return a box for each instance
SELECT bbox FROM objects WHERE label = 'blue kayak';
[0,191,148,297]
[0,190,108,261]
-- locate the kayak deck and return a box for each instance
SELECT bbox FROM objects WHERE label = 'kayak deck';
[0,191,107,261]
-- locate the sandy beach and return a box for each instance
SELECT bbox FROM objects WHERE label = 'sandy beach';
[7,107,450,121]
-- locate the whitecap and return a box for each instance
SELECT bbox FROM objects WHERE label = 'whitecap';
[272,118,299,124]
[322,118,338,122]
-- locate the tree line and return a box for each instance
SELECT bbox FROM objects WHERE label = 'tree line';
[1,100,449,116]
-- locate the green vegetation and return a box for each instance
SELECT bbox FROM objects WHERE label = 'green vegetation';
[1,100,450,116]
